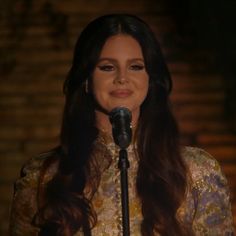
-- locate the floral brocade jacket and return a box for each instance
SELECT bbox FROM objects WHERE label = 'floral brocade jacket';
[9,133,235,235]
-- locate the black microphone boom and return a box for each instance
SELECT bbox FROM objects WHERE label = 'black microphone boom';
[109,107,132,149]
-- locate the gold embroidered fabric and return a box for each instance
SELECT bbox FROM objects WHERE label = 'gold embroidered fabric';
[9,132,235,235]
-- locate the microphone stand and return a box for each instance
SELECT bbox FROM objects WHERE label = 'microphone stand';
[118,148,130,236]
[109,107,132,236]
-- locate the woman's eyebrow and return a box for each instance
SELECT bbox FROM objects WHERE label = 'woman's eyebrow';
[97,58,117,63]
[128,58,145,62]
[97,58,144,63]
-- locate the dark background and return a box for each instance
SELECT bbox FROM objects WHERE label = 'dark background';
[0,0,235,233]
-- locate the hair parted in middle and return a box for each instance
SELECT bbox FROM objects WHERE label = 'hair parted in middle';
[36,14,191,236]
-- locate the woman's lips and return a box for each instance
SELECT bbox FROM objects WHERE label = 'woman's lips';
[110,89,133,98]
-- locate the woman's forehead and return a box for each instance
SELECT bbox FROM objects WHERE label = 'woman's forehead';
[99,34,144,59]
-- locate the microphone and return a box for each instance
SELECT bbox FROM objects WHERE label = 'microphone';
[109,107,132,149]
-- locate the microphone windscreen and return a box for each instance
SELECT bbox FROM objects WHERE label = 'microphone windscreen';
[109,107,132,149]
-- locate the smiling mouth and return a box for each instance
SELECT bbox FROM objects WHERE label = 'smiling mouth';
[110,89,133,98]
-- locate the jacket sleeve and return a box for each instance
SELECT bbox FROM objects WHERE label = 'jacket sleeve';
[9,156,46,236]
[190,148,235,235]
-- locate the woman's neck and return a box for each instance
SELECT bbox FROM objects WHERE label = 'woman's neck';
[95,108,139,134]
[95,110,113,134]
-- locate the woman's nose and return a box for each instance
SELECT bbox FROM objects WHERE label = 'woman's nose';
[114,70,128,84]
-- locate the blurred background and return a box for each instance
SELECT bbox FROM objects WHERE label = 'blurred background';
[0,0,235,234]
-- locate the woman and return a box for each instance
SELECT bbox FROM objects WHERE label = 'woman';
[9,14,234,235]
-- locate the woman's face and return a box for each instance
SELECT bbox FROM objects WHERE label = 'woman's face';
[92,34,149,122]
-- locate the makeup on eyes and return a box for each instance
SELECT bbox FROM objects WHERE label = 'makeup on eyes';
[97,58,145,72]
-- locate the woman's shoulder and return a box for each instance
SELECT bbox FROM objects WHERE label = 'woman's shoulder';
[181,146,220,169]
[15,149,59,189]
[181,146,227,189]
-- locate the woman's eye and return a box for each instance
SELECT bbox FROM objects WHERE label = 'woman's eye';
[130,64,145,71]
[98,65,114,71]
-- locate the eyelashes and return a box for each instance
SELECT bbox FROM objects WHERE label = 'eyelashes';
[97,64,145,72]
[98,65,114,71]
[129,64,145,71]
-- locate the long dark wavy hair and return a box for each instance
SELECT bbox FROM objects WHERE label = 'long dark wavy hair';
[35,14,190,235]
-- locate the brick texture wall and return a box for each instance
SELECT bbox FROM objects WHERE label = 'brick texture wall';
[0,0,235,234]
